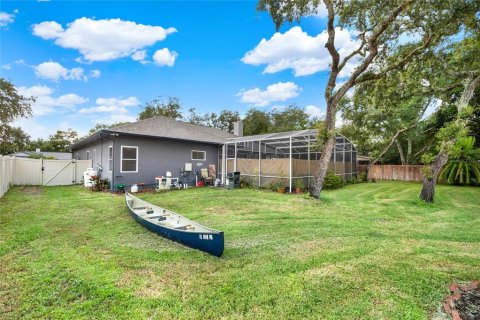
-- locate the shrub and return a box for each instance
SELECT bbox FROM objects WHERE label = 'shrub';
[323,172,343,190]
[90,175,110,192]
[294,178,305,189]
[359,172,368,182]
[240,177,256,188]
[439,136,480,186]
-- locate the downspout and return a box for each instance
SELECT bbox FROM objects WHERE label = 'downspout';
[100,131,117,191]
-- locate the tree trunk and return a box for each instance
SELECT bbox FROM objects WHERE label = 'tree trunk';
[406,139,412,164]
[311,134,336,198]
[311,103,336,199]
[395,138,406,165]
[419,74,480,202]
[419,152,448,202]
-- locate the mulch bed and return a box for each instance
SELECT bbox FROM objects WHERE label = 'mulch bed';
[444,281,480,320]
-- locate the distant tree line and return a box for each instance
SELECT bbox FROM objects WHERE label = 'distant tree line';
[137,96,321,135]
[0,80,323,155]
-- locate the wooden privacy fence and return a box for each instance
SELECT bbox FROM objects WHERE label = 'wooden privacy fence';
[0,156,92,198]
[359,164,424,182]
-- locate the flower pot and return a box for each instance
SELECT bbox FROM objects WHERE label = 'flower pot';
[277,187,286,193]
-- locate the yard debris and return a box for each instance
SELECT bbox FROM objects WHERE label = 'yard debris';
[443,281,480,320]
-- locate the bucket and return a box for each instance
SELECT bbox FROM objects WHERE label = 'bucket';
[131,184,138,193]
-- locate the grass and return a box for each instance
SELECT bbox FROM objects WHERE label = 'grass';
[0,182,479,319]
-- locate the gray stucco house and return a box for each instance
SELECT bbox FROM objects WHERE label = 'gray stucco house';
[70,116,236,190]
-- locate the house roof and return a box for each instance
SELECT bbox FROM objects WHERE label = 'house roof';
[71,116,236,149]
[9,151,72,160]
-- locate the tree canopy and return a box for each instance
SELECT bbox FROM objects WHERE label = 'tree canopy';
[0,78,34,155]
[258,0,480,199]
[138,97,183,121]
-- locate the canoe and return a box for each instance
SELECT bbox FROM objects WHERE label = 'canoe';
[125,192,224,257]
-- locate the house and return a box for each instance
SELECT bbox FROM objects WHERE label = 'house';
[9,149,72,160]
[70,116,237,190]
[71,116,359,192]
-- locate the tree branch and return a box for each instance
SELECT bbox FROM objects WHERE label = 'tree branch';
[332,0,415,106]
[323,0,340,105]
[355,31,434,85]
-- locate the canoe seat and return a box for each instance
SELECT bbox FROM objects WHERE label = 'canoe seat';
[175,225,195,230]
[133,207,146,210]
[148,216,166,219]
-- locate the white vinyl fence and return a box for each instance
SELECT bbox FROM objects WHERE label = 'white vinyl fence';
[0,156,15,198]
[0,156,92,198]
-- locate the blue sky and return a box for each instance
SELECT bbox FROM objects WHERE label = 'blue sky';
[1,1,357,139]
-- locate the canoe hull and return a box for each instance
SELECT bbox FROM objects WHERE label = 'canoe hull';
[126,199,224,257]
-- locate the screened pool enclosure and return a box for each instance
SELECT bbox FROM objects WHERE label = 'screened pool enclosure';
[220,129,358,192]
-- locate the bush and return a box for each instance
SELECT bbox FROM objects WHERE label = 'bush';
[90,175,110,192]
[294,178,305,189]
[359,172,368,182]
[240,176,257,188]
[346,176,358,184]
[323,172,343,190]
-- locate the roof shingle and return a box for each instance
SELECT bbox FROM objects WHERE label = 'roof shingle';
[109,116,235,144]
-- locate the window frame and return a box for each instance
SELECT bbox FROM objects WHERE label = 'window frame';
[191,150,206,161]
[120,145,138,173]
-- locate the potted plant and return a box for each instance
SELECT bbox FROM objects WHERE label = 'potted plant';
[294,178,305,194]
[276,173,287,193]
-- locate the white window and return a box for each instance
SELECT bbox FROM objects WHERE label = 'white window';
[121,146,138,172]
[108,146,113,172]
[86,151,90,160]
[191,150,206,161]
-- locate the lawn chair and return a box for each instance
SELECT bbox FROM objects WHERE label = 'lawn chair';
[201,168,213,186]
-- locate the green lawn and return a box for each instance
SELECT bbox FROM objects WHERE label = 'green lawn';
[0,182,479,319]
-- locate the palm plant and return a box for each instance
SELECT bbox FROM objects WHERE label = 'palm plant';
[439,136,480,185]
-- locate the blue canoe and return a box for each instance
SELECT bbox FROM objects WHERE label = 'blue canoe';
[125,192,224,257]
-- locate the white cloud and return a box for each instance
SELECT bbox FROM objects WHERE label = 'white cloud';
[131,50,147,62]
[153,48,178,67]
[242,26,360,77]
[33,21,64,39]
[33,18,177,62]
[16,85,88,116]
[1,64,11,70]
[98,114,137,125]
[237,82,300,107]
[95,97,140,107]
[12,118,49,140]
[305,105,325,119]
[90,70,101,78]
[310,3,328,18]
[34,61,100,81]
[77,97,140,124]
[0,10,16,27]
[34,61,68,80]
